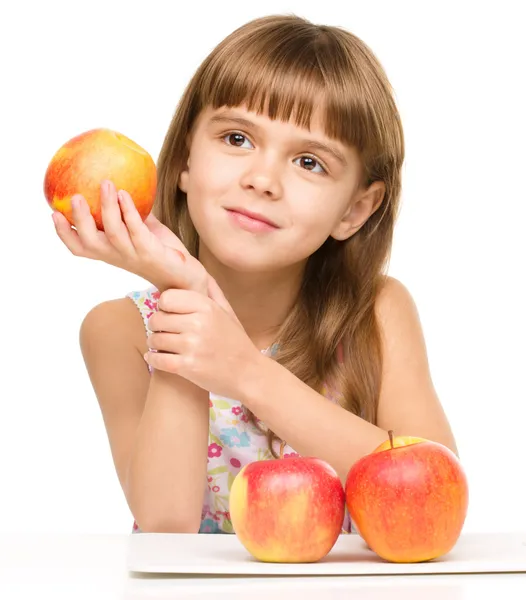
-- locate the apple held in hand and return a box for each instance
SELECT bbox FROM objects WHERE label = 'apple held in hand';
[230,444,345,563]
[44,128,157,230]
[345,430,469,563]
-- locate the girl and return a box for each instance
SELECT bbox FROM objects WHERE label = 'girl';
[53,14,458,535]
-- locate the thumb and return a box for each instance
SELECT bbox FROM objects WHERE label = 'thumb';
[144,212,178,239]
[145,214,191,258]
[143,212,163,229]
[207,276,240,323]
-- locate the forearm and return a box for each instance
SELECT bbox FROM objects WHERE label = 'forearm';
[239,355,388,483]
[126,369,209,532]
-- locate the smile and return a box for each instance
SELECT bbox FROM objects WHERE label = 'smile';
[225,208,279,233]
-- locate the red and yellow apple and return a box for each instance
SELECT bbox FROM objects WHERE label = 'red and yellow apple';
[230,450,345,563]
[44,128,157,230]
[345,431,469,563]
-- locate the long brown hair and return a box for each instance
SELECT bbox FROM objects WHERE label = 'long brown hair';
[155,14,405,457]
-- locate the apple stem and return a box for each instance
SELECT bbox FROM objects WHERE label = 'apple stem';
[388,430,394,449]
[279,440,286,459]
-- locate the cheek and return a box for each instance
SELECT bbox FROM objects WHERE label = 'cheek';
[185,150,238,242]
[289,195,341,241]
[187,147,235,200]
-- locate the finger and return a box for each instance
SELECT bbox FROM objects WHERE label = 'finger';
[147,309,176,333]
[70,194,102,252]
[144,213,189,255]
[148,312,202,335]
[143,212,161,227]
[144,350,182,374]
[147,331,184,353]
[158,288,209,314]
[116,189,150,245]
[52,211,86,256]
[143,212,169,234]
[100,180,135,255]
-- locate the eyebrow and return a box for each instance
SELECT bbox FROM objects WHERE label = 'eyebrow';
[208,114,348,167]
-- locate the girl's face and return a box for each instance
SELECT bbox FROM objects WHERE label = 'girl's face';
[178,104,383,273]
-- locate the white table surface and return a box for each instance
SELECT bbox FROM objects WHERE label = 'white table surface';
[1,533,525,600]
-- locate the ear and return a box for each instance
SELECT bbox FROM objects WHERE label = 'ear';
[178,156,191,193]
[331,181,386,241]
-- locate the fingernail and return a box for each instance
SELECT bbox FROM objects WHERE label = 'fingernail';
[175,249,186,263]
[143,352,149,362]
[71,196,78,210]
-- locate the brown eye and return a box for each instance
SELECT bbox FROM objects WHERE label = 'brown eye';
[295,156,326,174]
[224,133,252,148]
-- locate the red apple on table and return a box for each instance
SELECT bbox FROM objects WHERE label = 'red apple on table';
[230,443,345,563]
[345,430,469,563]
[44,128,157,230]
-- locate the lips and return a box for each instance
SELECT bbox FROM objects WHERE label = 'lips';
[226,207,279,228]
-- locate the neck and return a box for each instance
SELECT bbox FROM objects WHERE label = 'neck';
[199,248,305,351]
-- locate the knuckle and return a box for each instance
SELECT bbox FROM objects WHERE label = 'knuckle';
[201,300,213,316]
[147,332,157,348]
[192,316,204,332]
[105,229,118,243]
[81,239,99,254]
[187,333,200,350]
[158,290,174,311]
[182,353,196,371]
[147,314,159,331]
[139,248,154,263]
[165,354,180,374]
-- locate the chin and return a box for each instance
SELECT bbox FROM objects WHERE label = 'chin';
[210,244,284,273]
[198,234,295,274]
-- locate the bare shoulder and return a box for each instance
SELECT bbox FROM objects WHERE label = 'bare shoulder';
[80,297,148,356]
[373,276,458,455]
[374,276,427,358]
[375,276,418,325]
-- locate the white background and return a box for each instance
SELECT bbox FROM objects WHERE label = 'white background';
[1,0,524,535]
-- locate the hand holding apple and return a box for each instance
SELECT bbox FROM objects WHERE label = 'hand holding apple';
[345,430,469,563]
[47,129,208,294]
[229,443,345,563]
[52,180,207,294]
[44,128,156,230]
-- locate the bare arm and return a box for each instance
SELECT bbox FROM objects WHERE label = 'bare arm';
[79,298,209,533]
[374,277,457,454]
[127,369,209,532]
[237,277,457,483]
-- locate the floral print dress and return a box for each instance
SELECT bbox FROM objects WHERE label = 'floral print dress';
[126,286,354,534]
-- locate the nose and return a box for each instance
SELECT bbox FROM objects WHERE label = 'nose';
[239,153,283,200]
